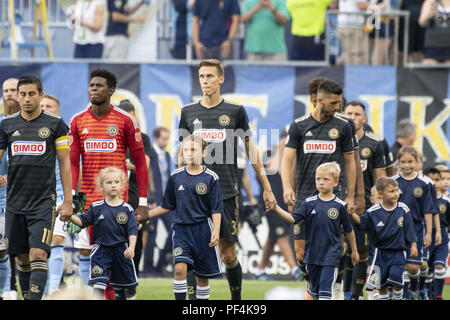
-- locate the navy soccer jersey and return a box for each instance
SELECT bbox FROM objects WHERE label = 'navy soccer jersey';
[393,173,437,223]
[79,200,138,246]
[161,166,224,224]
[358,131,386,208]
[285,114,355,205]
[436,195,450,231]
[292,195,353,267]
[178,99,251,200]
[357,202,417,250]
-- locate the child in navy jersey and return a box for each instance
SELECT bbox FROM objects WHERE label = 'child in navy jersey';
[69,167,138,300]
[273,162,359,300]
[349,177,417,300]
[148,135,223,300]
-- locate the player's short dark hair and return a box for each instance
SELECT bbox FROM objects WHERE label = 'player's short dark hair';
[307,77,326,95]
[317,79,343,96]
[90,69,117,89]
[198,59,224,77]
[423,167,441,177]
[43,94,60,107]
[397,146,418,162]
[153,127,169,138]
[376,176,398,192]
[435,164,450,174]
[117,99,135,113]
[344,101,366,112]
[17,75,43,93]
[182,134,208,151]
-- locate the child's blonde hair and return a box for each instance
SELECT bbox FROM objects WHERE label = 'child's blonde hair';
[95,167,128,194]
[315,161,341,180]
[182,134,208,151]
[435,164,450,174]
[375,176,398,192]
[397,145,419,161]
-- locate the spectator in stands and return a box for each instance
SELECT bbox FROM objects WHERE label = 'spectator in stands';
[69,0,106,58]
[418,0,450,64]
[286,0,336,61]
[102,0,147,59]
[170,0,195,59]
[390,119,417,162]
[192,0,240,60]
[337,0,370,65]
[398,0,426,64]
[241,0,289,61]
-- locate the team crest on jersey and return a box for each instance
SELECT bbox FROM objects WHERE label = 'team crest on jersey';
[328,128,339,140]
[196,183,207,195]
[397,216,404,227]
[107,125,118,136]
[218,115,230,126]
[327,208,339,219]
[361,147,372,159]
[116,212,128,224]
[38,127,50,139]
[173,247,183,257]
[413,187,423,198]
[294,224,300,235]
[92,265,103,276]
[440,204,447,214]
[360,159,368,172]
[135,132,142,143]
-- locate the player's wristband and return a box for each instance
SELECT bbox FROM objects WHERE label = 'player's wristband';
[139,197,147,207]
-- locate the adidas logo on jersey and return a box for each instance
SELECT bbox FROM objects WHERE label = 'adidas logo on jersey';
[82,128,89,134]
[12,130,20,136]
[376,221,385,227]
[305,131,313,137]
[99,214,105,220]
[193,118,201,124]
[178,185,185,191]
[311,209,317,214]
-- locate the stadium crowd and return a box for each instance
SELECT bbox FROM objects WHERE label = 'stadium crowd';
[64,0,450,64]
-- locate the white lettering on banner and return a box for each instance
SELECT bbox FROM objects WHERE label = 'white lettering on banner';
[193,129,226,143]
[11,141,46,156]
[360,159,367,172]
[84,139,117,152]
[303,140,336,154]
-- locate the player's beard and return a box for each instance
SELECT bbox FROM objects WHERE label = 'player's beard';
[90,96,107,106]
[3,99,20,115]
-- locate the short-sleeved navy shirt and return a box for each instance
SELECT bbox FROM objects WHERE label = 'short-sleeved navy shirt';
[106,0,128,36]
[193,0,240,47]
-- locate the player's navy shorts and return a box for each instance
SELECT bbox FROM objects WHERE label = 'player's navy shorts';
[267,208,292,241]
[220,196,239,243]
[89,243,138,289]
[306,264,338,300]
[428,229,449,267]
[406,221,424,265]
[172,219,224,278]
[372,248,406,289]
[5,207,54,257]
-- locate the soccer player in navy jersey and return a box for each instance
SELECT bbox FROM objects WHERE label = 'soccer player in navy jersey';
[69,167,138,300]
[273,162,359,300]
[149,135,223,300]
[349,177,418,300]
[393,146,438,299]
[423,167,449,300]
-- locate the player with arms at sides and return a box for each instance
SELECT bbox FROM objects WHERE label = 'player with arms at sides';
[0,76,73,300]
[349,177,418,300]
[63,69,148,299]
[423,168,450,300]
[68,167,138,300]
[393,146,438,300]
[149,135,223,300]
[178,59,276,300]
[343,101,387,299]
[273,162,359,300]
[281,79,358,298]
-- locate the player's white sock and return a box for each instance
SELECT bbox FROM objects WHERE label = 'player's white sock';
[392,289,403,300]
[196,285,210,300]
[173,279,187,300]
[78,255,91,288]
[46,244,65,294]
[378,293,389,300]
[291,266,300,276]
[0,255,8,296]
[255,269,265,276]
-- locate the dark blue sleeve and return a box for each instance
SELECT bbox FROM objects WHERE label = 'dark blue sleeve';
[209,177,224,214]
[230,0,240,15]
[382,138,395,168]
[445,199,450,226]
[193,0,201,16]
[79,205,94,227]
[346,118,359,150]
[340,122,355,153]
[127,207,138,237]
[357,213,370,231]
[404,210,418,245]
[161,175,177,211]
[292,201,308,224]
[373,141,386,169]
[236,107,251,140]
[422,183,438,215]
[340,205,354,233]
[0,120,7,150]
